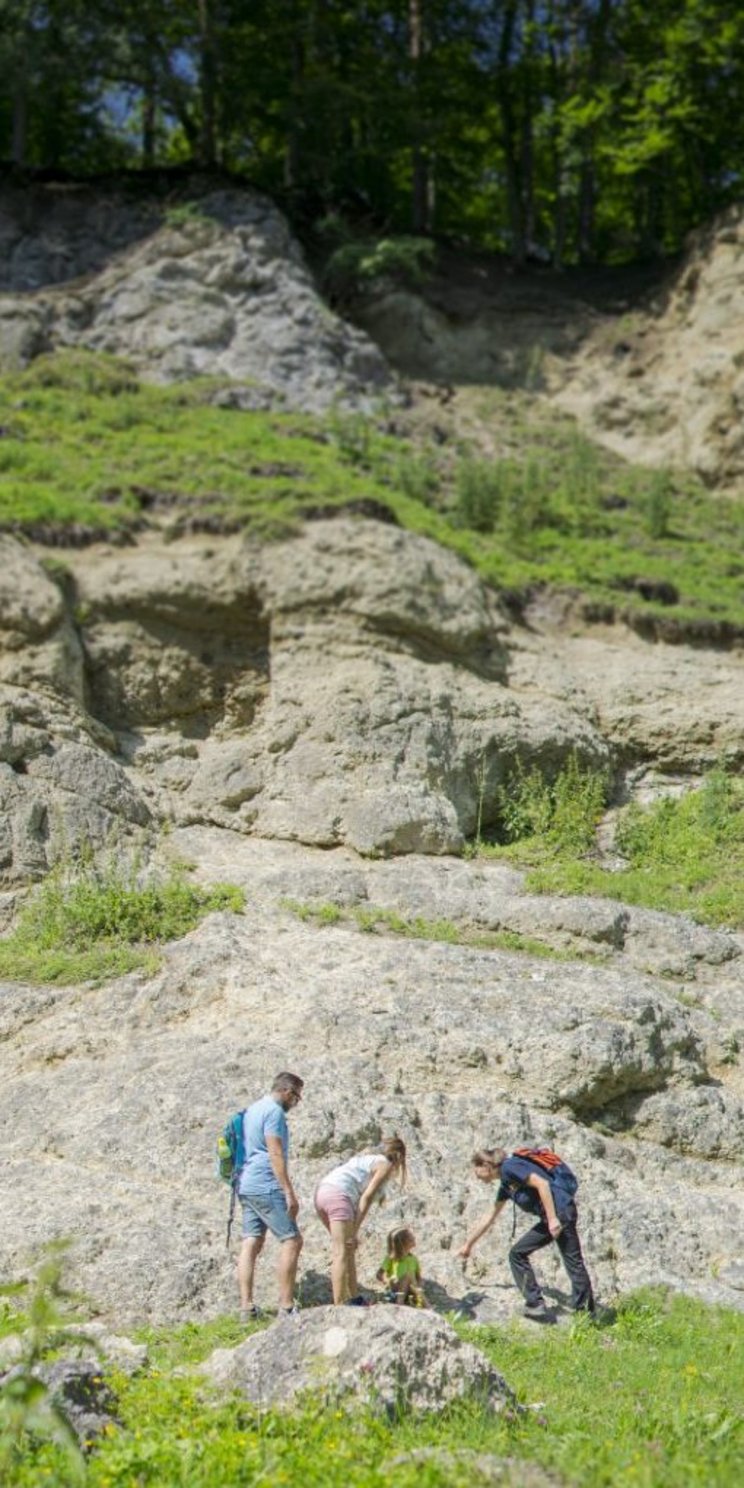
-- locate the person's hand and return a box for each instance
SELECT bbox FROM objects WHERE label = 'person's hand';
[548,1217,562,1238]
[456,1242,471,1260]
[286,1189,299,1220]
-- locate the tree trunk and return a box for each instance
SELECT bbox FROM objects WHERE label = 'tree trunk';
[410,0,429,233]
[498,1,525,263]
[197,0,217,167]
[11,79,28,167]
[142,69,157,168]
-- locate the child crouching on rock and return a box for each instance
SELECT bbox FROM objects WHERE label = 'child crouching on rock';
[377,1227,426,1306]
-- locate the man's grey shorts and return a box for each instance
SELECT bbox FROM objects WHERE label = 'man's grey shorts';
[239,1189,301,1242]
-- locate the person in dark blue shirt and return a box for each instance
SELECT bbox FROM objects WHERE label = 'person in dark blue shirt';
[457,1146,594,1319]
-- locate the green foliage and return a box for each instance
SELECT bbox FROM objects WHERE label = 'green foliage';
[495,754,609,857]
[281,898,591,964]
[0,850,244,985]
[4,1289,744,1486]
[5,1,744,264]
[490,767,744,930]
[5,353,744,633]
[644,469,674,538]
[394,452,440,504]
[454,458,503,533]
[0,1243,88,1480]
[324,237,436,301]
[163,203,211,231]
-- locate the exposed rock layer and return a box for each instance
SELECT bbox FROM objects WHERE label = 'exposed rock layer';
[0,183,390,411]
[4,522,744,884]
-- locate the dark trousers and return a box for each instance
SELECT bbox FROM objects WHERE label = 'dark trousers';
[509,1206,594,1312]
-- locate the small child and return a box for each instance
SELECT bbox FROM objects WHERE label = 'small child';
[376,1227,426,1307]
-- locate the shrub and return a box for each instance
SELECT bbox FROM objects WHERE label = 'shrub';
[0,1244,87,1481]
[324,235,435,301]
[0,851,244,985]
[644,469,674,538]
[395,451,440,503]
[455,458,503,532]
[496,753,608,855]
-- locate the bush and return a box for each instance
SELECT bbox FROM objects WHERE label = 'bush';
[455,458,503,532]
[395,451,440,503]
[0,851,244,985]
[324,235,435,301]
[0,1244,87,1481]
[495,753,608,855]
[644,469,674,539]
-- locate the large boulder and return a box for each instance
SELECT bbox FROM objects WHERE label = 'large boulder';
[0,184,390,412]
[202,1306,514,1415]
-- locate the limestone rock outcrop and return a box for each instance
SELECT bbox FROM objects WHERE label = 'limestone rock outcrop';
[554,208,744,487]
[0,183,390,412]
[1,831,743,1323]
[2,520,744,1326]
[5,518,744,882]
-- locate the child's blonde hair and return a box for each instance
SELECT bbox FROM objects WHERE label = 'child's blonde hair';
[386,1226,414,1261]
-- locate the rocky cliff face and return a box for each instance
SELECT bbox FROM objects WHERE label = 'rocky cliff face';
[0,182,390,411]
[355,209,744,490]
[1,519,743,1323]
[5,520,744,884]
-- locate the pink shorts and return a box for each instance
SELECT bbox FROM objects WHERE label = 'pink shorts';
[314,1183,356,1224]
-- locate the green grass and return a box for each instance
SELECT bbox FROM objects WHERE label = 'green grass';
[3,351,744,628]
[281,898,600,962]
[477,760,744,930]
[2,1290,743,1486]
[0,852,244,985]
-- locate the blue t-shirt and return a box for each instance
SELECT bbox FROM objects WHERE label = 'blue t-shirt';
[238,1096,289,1198]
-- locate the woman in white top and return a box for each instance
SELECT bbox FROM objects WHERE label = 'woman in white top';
[314,1136,407,1305]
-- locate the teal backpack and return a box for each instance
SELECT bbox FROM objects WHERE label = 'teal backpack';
[217,1110,246,1246]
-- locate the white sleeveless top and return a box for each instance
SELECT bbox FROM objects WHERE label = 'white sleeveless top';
[321,1152,389,1205]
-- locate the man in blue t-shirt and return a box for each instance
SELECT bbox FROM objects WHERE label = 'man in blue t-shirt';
[237,1071,304,1320]
[457,1146,594,1319]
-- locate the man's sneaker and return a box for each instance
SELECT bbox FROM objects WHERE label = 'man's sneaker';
[279,1305,301,1318]
[523,1300,549,1319]
[239,1305,263,1324]
[345,1295,372,1307]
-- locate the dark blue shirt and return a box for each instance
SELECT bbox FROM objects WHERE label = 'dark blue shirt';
[496,1155,546,1216]
[497,1154,576,1220]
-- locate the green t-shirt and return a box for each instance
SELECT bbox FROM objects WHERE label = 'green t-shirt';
[382,1254,420,1283]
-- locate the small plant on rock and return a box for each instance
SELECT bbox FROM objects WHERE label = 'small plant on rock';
[0,1243,88,1480]
[0,846,244,986]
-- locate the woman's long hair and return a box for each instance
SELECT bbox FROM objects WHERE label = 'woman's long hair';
[380,1135,407,1187]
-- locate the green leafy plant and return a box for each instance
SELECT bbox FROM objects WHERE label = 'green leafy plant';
[324,236,435,301]
[0,849,244,986]
[494,752,608,856]
[514,769,744,929]
[0,1243,89,1480]
[644,468,674,538]
[455,458,503,532]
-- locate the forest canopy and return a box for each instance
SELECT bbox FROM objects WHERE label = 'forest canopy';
[1,1,742,265]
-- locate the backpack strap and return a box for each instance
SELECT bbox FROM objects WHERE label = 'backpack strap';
[226,1174,238,1249]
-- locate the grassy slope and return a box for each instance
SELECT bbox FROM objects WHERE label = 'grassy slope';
[2,351,744,628]
[2,1291,743,1487]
